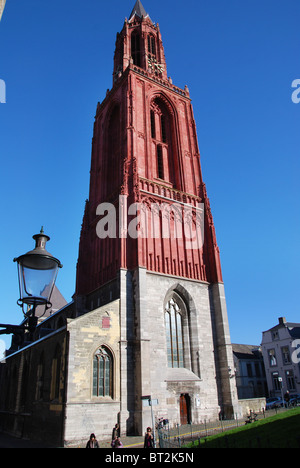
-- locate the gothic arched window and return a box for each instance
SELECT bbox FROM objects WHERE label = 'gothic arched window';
[50,345,61,401]
[106,105,121,196]
[35,352,45,401]
[93,346,113,397]
[150,97,176,185]
[165,298,184,368]
[148,34,156,57]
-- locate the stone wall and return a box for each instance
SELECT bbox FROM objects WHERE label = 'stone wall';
[64,299,121,444]
[238,398,267,416]
[131,269,225,431]
[0,329,68,446]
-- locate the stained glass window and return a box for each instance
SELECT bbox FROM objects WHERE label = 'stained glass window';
[165,298,184,368]
[93,347,113,397]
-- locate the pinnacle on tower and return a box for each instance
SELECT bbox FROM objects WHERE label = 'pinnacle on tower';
[0,0,6,21]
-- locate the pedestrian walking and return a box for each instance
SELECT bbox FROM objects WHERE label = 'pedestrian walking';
[284,391,290,408]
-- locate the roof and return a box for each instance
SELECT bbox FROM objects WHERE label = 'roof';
[35,285,68,320]
[262,317,300,337]
[288,327,300,339]
[129,0,150,21]
[232,344,263,360]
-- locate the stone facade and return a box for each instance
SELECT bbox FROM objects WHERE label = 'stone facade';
[0,329,68,446]
[64,300,121,443]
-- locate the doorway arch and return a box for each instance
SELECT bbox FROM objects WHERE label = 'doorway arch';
[179,393,191,425]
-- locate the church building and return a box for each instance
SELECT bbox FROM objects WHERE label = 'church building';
[0,1,239,446]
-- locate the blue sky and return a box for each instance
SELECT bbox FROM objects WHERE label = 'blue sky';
[0,0,299,355]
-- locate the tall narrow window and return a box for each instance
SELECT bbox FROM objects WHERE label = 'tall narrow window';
[150,110,156,139]
[281,346,291,364]
[36,352,45,401]
[161,115,167,143]
[131,33,141,67]
[148,35,156,56]
[20,361,29,408]
[51,345,61,401]
[286,370,295,390]
[268,349,277,367]
[106,105,121,197]
[165,298,184,368]
[93,346,113,397]
[150,97,177,185]
[157,145,164,179]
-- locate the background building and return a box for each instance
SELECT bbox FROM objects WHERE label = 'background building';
[261,317,300,398]
[232,344,267,400]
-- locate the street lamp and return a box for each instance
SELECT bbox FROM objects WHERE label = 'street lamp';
[0,228,62,338]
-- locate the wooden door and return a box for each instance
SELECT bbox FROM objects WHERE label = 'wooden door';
[180,394,188,425]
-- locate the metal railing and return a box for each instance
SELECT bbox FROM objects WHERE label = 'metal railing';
[157,405,300,448]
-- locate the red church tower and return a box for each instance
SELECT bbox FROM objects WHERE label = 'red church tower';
[75,1,238,434]
[76,1,222,295]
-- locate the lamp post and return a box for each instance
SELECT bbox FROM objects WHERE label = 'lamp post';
[0,228,62,340]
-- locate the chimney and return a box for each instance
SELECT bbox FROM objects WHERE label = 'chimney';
[278,317,287,325]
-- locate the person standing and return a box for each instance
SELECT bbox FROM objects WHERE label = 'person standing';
[86,433,99,448]
[114,437,124,448]
[112,423,120,441]
[284,391,290,408]
[144,427,154,448]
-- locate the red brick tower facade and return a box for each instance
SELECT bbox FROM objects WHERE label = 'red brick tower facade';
[76,2,222,298]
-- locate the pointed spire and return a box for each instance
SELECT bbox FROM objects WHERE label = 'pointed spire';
[129,0,149,22]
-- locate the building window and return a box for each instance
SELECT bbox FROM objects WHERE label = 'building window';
[93,346,113,397]
[272,331,279,340]
[20,360,29,408]
[268,349,277,367]
[35,352,45,401]
[247,363,253,377]
[50,345,61,401]
[150,110,156,139]
[255,362,262,377]
[161,115,167,143]
[148,34,156,56]
[157,144,164,179]
[131,33,141,67]
[281,346,291,365]
[286,370,295,390]
[106,105,121,197]
[150,97,177,185]
[165,298,184,368]
[272,372,281,392]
